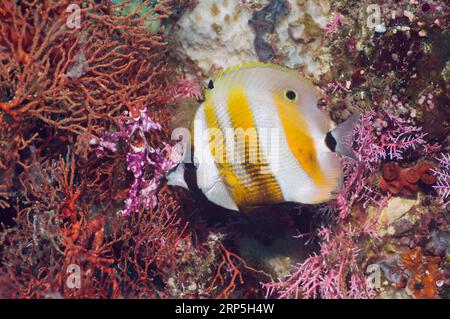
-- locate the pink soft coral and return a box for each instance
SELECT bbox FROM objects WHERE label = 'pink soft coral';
[263,110,431,299]
[432,153,450,201]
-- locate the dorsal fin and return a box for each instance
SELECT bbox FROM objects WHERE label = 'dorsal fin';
[213,62,297,83]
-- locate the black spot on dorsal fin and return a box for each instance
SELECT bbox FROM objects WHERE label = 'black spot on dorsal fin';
[208,80,214,89]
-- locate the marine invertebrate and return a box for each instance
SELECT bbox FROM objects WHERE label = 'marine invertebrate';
[262,107,438,298]
[0,150,118,298]
[325,12,346,35]
[174,0,332,78]
[431,153,450,201]
[401,247,443,299]
[112,0,165,34]
[0,139,247,298]
[174,0,258,76]
[263,221,378,299]
[354,111,427,164]
[171,76,203,101]
[1,0,249,300]
[0,0,172,196]
[332,110,428,219]
[211,242,268,298]
[1,0,448,300]
[91,106,181,216]
[379,162,437,196]
[0,0,170,125]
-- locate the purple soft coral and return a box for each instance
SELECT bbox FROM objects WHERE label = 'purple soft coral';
[91,107,181,216]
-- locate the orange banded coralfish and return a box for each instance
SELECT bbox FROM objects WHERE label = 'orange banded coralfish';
[167,62,358,211]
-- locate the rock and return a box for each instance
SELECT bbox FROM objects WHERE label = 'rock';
[374,197,418,236]
[393,217,415,237]
[425,229,450,256]
[375,24,387,33]
[174,0,258,77]
[174,0,331,79]
[237,231,313,279]
[249,0,290,62]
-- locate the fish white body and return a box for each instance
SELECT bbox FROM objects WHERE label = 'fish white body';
[168,63,354,212]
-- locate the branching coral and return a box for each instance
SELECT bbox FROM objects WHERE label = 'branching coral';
[1,0,448,300]
[0,0,261,299]
[0,0,172,191]
[334,110,429,219]
[1,139,253,298]
[432,153,450,201]
[0,150,118,298]
[262,219,382,299]
[0,1,262,299]
[0,0,172,125]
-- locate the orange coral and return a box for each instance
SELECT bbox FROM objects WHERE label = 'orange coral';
[380,162,437,196]
[209,242,269,299]
[401,247,443,299]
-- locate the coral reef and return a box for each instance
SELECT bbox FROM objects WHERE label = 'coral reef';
[432,153,450,201]
[260,0,450,299]
[248,0,289,62]
[0,0,261,299]
[1,0,449,300]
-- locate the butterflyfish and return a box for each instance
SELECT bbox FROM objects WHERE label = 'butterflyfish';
[167,62,358,212]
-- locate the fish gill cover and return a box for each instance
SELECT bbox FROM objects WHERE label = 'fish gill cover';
[0,0,449,299]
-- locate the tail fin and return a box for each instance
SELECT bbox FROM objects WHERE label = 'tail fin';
[166,137,191,190]
[328,113,360,161]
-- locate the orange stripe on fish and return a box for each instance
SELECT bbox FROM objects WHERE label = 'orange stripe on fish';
[203,98,225,163]
[273,93,326,186]
[224,85,283,207]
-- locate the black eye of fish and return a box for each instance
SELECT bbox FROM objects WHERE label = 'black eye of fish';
[208,80,214,89]
[285,90,296,100]
[325,132,337,152]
